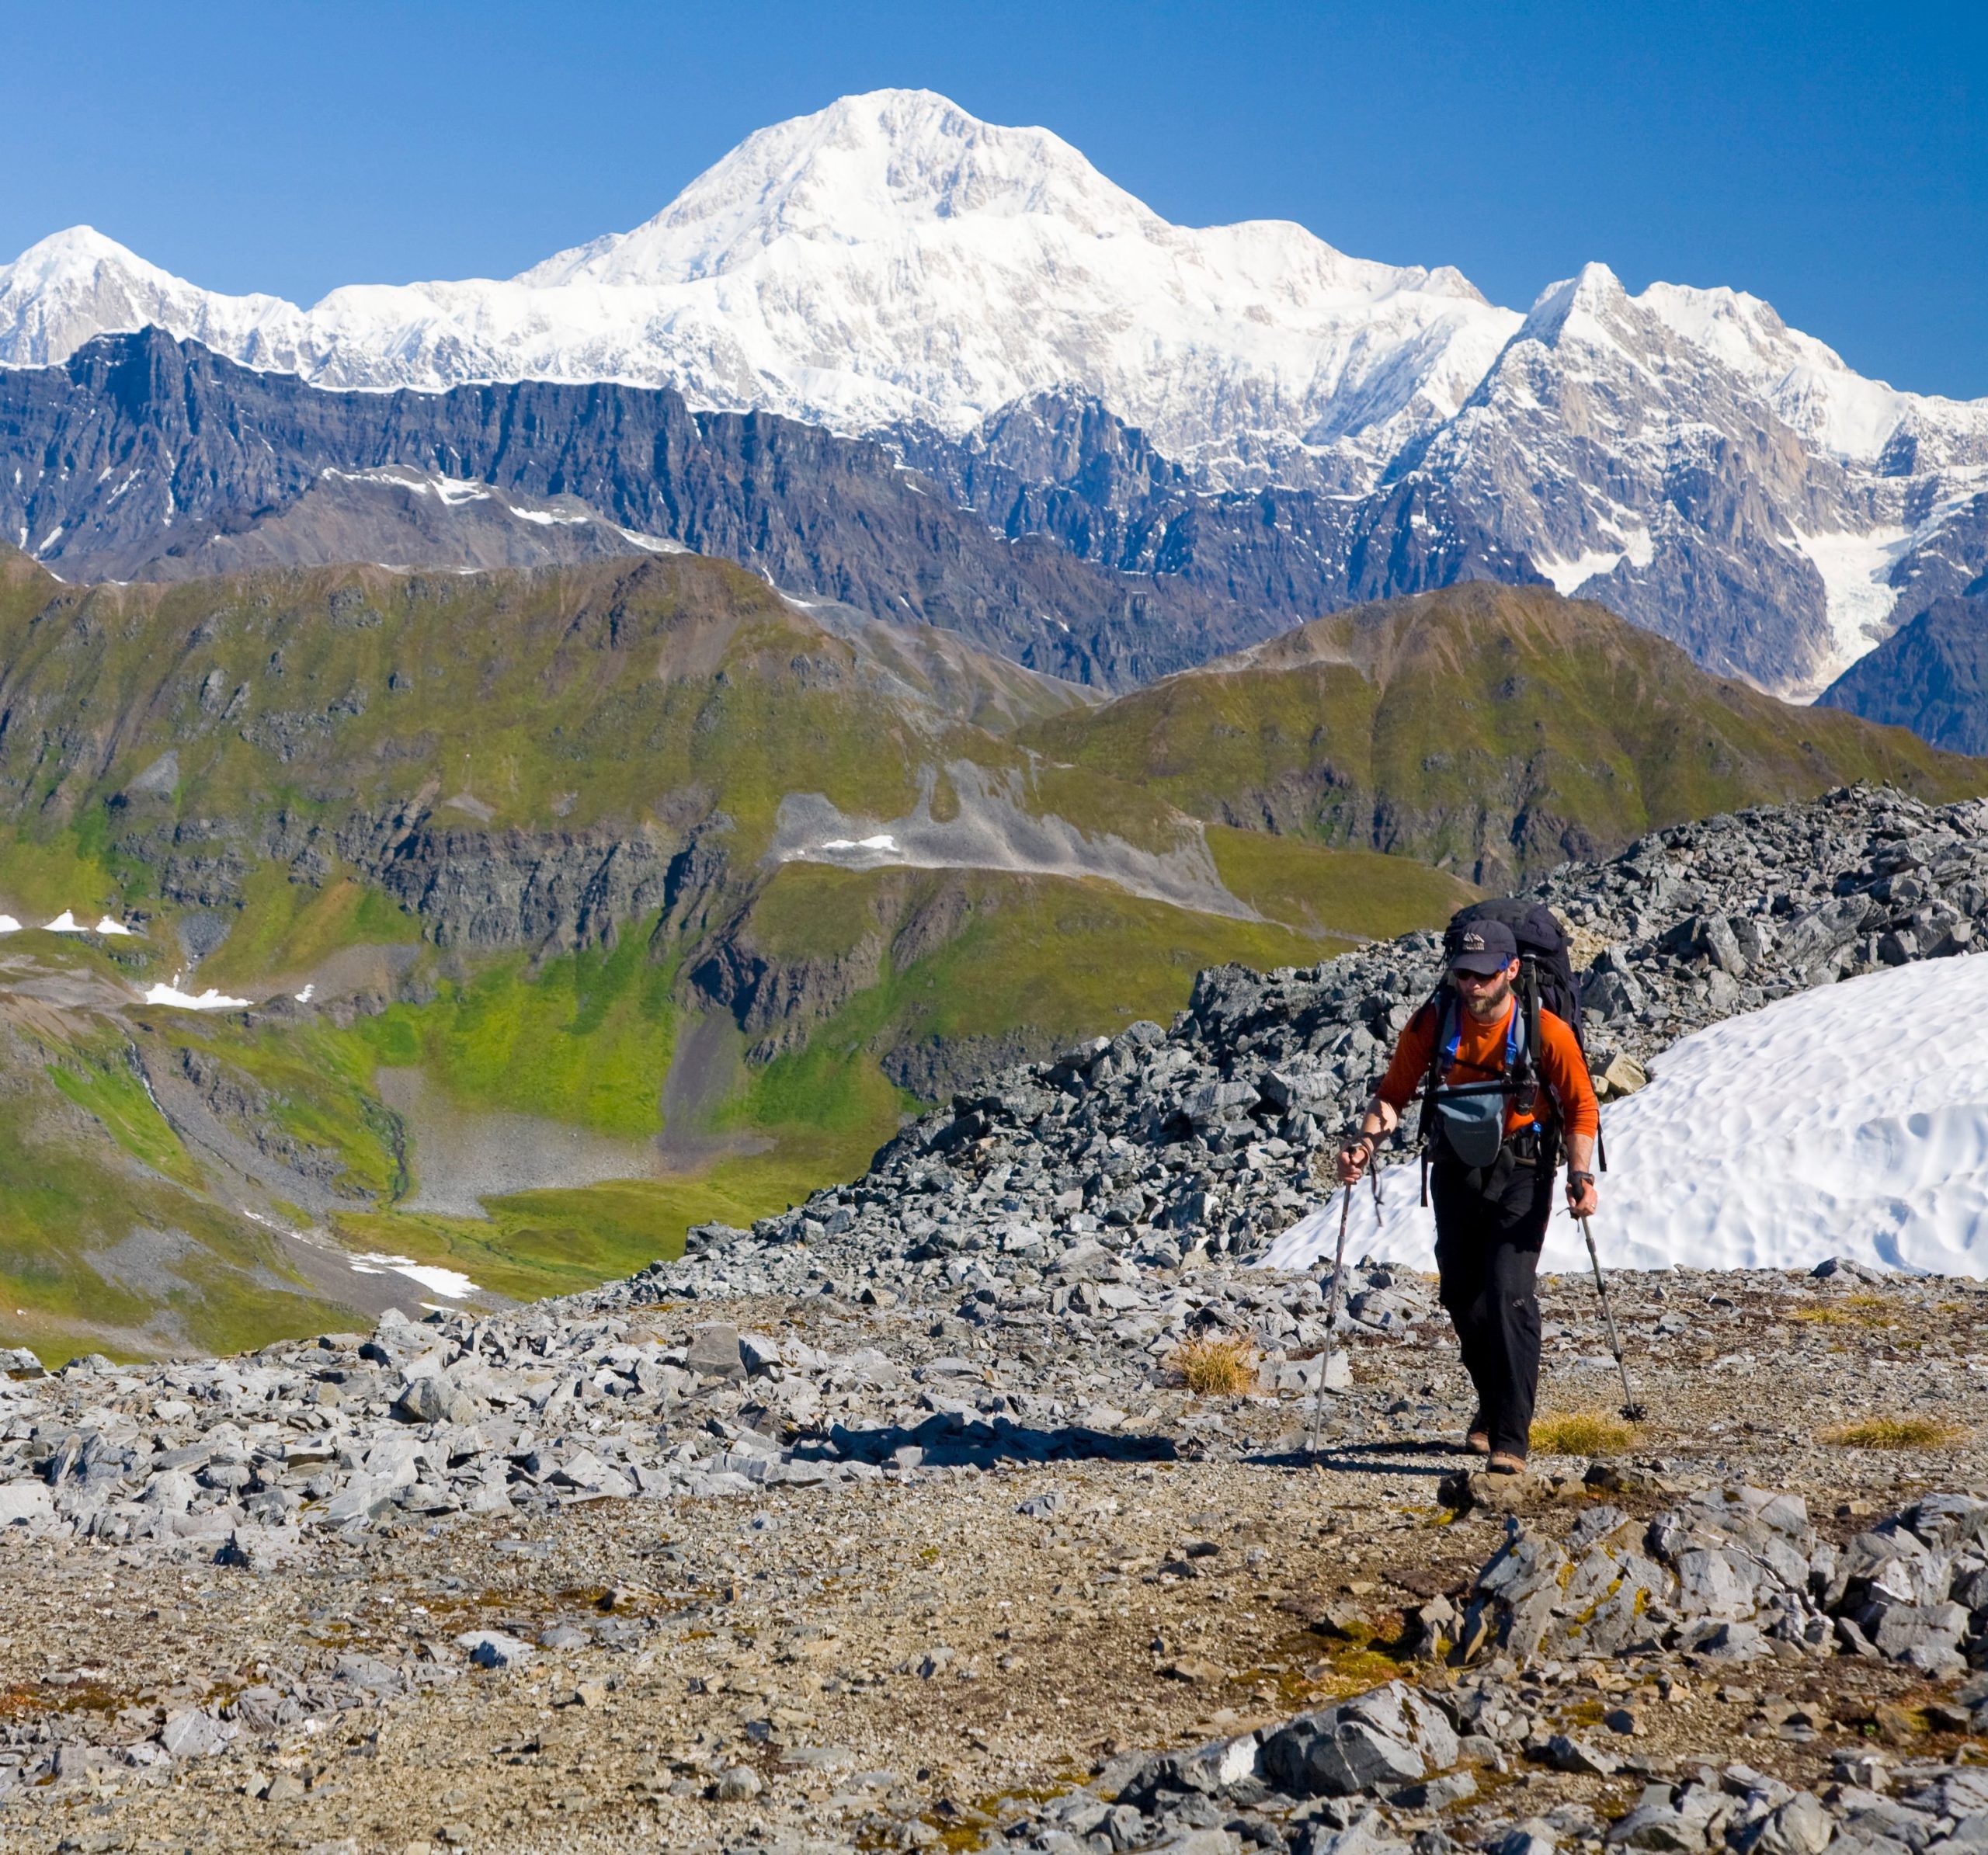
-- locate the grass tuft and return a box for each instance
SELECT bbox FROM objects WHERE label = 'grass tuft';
[1820,1416,1966,1450]
[1531,1409,1638,1456]
[1172,1336,1259,1398]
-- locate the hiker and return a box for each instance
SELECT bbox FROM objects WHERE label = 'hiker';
[1335,915,1598,1474]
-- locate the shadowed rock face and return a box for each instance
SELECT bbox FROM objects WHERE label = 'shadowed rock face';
[1819,594,1988,756]
[8,320,1984,707]
[365,825,677,953]
[0,333,1279,690]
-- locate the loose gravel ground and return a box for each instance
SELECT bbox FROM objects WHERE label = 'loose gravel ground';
[3,1263,1984,1855]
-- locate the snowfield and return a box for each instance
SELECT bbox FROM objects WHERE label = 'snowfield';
[1263,953,1988,1279]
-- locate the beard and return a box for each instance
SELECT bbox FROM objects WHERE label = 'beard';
[1458,971,1514,1020]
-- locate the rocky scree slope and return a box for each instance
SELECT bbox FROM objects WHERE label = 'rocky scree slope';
[690,785,1988,1289]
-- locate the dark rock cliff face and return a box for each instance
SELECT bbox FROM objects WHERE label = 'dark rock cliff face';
[891,392,1541,620]
[0,336,1544,692]
[5,335,1983,710]
[0,334,1272,689]
[1820,594,1988,756]
[364,827,676,953]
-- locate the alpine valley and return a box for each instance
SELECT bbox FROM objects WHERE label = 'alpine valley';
[0,542,1976,1360]
[4,87,1988,1363]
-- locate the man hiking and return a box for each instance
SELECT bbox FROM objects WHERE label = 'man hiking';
[1335,916,1598,1474]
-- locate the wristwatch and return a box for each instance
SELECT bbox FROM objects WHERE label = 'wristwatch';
[1566,1169,1595,1188]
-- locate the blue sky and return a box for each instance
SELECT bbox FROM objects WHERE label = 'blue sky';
[5,0,1982,395]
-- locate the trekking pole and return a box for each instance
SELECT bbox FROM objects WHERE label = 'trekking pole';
[1309,1180,1353,1462]
[1577,1211,1646,1422]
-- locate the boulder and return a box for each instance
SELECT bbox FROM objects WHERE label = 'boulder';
[683,1324,745,1381]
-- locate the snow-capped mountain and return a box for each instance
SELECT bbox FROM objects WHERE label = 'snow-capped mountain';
[0,92,1516,494]
[2,87,1985,696]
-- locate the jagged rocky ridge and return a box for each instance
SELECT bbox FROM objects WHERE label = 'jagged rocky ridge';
[0,333,1293,689]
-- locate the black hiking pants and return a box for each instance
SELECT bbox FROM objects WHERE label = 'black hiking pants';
[1430,1153,1552,1458]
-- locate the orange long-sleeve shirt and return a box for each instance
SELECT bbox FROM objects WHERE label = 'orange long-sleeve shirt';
[1375,995,1599,1144]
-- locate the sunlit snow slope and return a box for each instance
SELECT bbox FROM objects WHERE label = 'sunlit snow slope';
[1263,954,1988,1278]
[0,92,1513,491]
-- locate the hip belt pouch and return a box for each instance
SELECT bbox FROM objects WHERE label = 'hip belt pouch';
[1434,1089,1506,1169]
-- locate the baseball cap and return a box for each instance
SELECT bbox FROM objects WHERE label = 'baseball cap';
[1445,917,1517,976]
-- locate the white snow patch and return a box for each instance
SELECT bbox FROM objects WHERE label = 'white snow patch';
[1534,548,1623,596]
[351,1252,481,1300]
[1788,523,1912,696]
[93,915,134,936]
[0,915,19,934]
[814,833,901,854]
[294,984,315,1002]
[506,504,591,526]
[43,910,83,932]
[141,982,252,1011]
[617,527,687,554]
[1262,955,1988,1280]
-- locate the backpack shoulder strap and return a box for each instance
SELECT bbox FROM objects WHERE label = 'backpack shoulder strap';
[1512,958,1541,1115]
[1421,986,1455,1115]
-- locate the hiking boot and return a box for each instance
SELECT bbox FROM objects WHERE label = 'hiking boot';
[1487,1450,1527,1476]
[1463,1420,1490,1456]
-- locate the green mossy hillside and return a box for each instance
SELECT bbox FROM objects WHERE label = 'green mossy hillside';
[12,557,1951,1362]
[0,551,1180,881]
[1020,583,1988,883]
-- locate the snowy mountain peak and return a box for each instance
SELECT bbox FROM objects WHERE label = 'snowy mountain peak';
[1515,262,1633,345]
[0,225,304,374]
[2,93,1986,703]
[2,224,160,287]
[521,89,1155,287]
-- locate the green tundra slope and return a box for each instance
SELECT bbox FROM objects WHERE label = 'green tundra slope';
[1020,582,1986,884]
[0,548,1469,1360]
[8,557,1963,1360]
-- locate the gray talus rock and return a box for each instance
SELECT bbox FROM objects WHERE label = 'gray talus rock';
[1729,1794,1836,1855]
[1604,1783,1730,1850]
[1259,1714,1423,1797]
[684,1323,746,1381]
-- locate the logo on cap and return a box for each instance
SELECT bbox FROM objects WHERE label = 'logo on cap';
[1462,929,1486,950]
